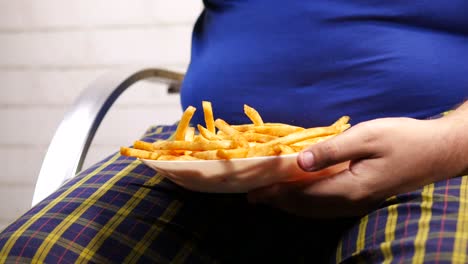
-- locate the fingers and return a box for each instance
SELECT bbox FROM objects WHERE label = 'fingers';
[247,183,292,204]
[248,169,375,217]
[298,123,377,172]
[250,169,358,203]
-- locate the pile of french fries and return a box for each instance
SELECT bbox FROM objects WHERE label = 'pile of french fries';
[120,101,350,161]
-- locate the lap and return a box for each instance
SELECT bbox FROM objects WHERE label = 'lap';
[1,124,467,264]
[338,176,468,263]
[0,125,349,263]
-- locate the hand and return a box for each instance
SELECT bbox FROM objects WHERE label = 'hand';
[248,115,468,218]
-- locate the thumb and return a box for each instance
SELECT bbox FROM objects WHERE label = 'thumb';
[298,124,376,171]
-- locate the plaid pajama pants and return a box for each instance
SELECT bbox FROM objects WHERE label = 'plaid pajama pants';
[0,124,467,263]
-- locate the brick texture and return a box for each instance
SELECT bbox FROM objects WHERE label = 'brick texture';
[0,0,201,228]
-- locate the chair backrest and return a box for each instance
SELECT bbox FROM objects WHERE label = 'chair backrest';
[32,68,183,206]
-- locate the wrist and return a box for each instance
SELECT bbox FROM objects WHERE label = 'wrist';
[438,106,468,176]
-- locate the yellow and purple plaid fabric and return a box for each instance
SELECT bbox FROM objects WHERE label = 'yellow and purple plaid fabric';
[0,124,467,263]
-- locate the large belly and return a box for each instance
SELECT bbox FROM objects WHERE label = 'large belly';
[181,1,468,127]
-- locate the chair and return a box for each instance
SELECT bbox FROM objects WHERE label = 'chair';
[32,68,184,206]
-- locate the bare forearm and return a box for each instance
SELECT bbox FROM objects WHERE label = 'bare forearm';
[441,100,468,176]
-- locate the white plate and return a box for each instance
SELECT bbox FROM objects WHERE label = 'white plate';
[141,154,349,193]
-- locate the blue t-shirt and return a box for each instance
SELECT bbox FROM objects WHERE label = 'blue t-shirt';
[181,0,468,127]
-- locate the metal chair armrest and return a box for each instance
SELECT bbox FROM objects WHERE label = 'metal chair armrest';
[32,68,184,206]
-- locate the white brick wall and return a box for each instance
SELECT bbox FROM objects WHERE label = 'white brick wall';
[0,0,202,230]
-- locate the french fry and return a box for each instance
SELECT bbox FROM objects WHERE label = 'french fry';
[291,135,335,148]
[332,116,350,127]
[193,135,207,143]
[216,130,228,137]
[246,144,277,157]
[202,101,216,133]
[231,123,303,133]
[185,127,195,142]
[228,133,249,148]
[132,142,186,156]
[337,123,351,132]
[253,125,304,137]
[273,144,296,155]
[290,145,306,152]
[157,154,201,161]
[192,150,221,160]
[133,140,154,151]
[231,124,254,132]
[242,132,278,143]
[215,118,239,136]
[216,148,248,159]
[198,124,222,141]
[120,147,161,160]
[120,101,352,161]
[264,125,339,146]
[174,155,200,161]
[174,106,196,141]
[157,155,181,161]
[153,140,235,151]
[244,104,264,126]
[246,126,339,157]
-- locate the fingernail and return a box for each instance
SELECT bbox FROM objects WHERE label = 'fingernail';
[299,151,316,171]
